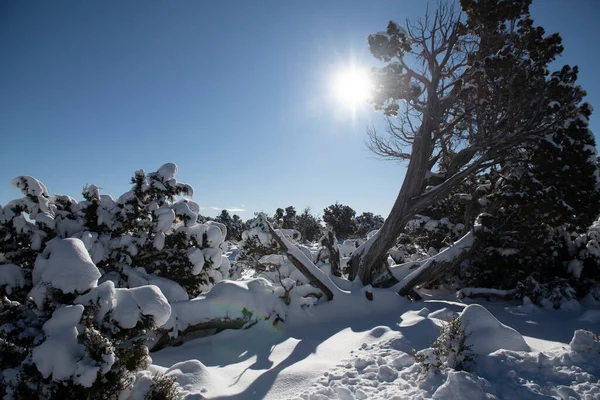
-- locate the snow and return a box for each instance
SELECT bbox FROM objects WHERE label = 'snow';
[163,360,226,398]
[459,304,530,354]
[457,287,515,299]
[187,247,205,275]
[568,258,584,279]
[10,175,49,197]
[155,206,175,233]
[32,324,81,381]
[31,238,101,296]
[163,278,287,336]
[32,305,84,381]
[124,267,189,303]
[76,281,172,329]
[148,295,600,400]
[570,329,600,353]
[157,162,178,181]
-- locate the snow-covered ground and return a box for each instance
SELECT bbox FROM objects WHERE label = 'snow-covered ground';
[150,289,600,399]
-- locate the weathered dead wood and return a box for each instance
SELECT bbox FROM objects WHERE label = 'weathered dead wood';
[265,221,336,301]
[320,229,341,277]
[456,288,516,301]
[392,230,477,296]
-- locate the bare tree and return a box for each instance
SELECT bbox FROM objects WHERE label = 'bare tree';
[348,0,580,287]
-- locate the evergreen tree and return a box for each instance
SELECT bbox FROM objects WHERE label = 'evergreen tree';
[282,206,297,230]
[354,212,385,238]
[296,208,323,242]
[323,203,356,239]
[349,0,590,287]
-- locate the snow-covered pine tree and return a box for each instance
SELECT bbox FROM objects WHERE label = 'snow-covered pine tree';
[74,163,230,297]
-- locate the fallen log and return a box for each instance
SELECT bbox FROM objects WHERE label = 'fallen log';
[456,287,516,301]
[392,228,477,296]
[265,220,338,300]
[152,316,251,352]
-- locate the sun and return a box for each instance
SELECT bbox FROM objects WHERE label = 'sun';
[332,67,373,108]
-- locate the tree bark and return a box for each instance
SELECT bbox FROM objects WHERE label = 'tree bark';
[322,229,341,277]
[348,116,435,285]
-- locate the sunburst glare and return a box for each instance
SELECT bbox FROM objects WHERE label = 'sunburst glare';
[332,67,373,109]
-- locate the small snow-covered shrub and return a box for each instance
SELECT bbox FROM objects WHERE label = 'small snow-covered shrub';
[145,374,181,400]
[414,317,474,372]
[515,276,577,309]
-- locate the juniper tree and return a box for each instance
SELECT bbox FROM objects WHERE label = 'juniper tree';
[348,0,594,288]
[323,203,356,239]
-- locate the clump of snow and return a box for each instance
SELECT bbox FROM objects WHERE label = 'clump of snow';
[187,247,205,275]
[567,259,583,279]
[432,370,494,400]
[124,267,189,303]
[76,281,171,329]
[31,238,101,305]
[458,304,530,354]
[156,162,178,181]
[11,175,49,197]
[31,305,84,381]
[128,370,154,400]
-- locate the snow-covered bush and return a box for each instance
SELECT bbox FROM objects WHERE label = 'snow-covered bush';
[414,317,474,373]
[1,238,176,399]
[0,163,229,299]
[515,276,578,309]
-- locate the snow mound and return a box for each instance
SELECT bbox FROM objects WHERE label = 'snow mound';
[433,371,495,400]
[164,278,286,336]
[459,304,530,354]
[570,329,600,353]
[164,360,223,398]
[32,238,101,294]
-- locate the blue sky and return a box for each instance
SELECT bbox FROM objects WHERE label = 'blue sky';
[1,0,599,219]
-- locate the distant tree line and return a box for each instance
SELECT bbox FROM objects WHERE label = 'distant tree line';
[207,204,385,243]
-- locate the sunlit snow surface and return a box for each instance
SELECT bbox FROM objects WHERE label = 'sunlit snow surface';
[151,289,600,399]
